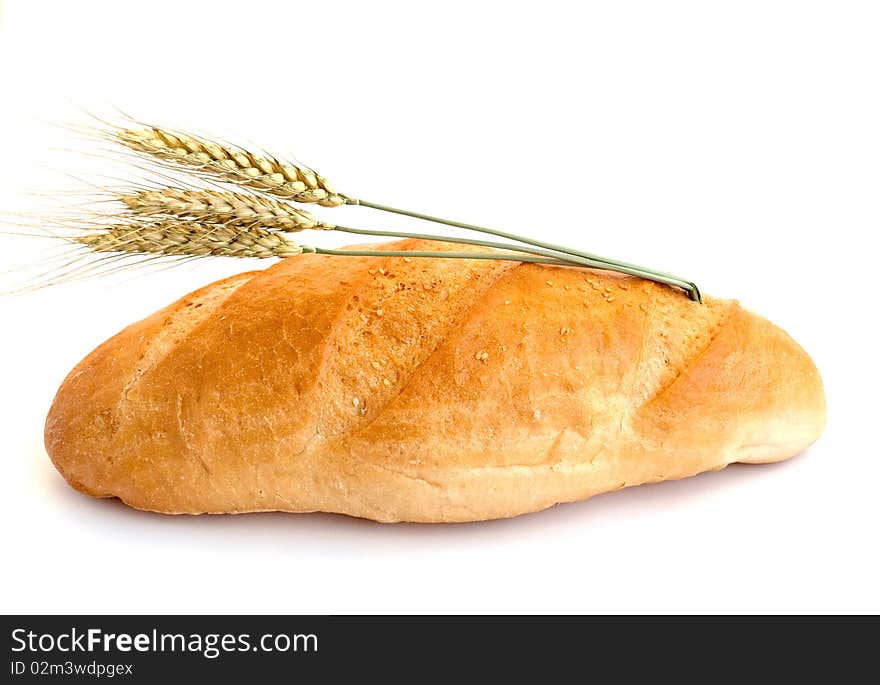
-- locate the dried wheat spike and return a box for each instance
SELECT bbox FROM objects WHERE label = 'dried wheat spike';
[75,220,307,259]
[119,188,334,231]
[117,127,347,207]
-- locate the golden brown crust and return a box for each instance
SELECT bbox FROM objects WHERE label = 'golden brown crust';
[44,239,827,522]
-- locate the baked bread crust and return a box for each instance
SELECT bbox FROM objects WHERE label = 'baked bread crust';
[45,239,827,522]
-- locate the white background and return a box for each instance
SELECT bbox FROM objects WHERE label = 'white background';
[0,1,877,614]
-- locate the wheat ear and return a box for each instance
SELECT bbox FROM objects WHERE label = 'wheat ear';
[118,188,334,231]
[116,127,346,207]
[76,221,308,259]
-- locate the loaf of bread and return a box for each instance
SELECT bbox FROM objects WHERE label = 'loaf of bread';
[45,239,826,522]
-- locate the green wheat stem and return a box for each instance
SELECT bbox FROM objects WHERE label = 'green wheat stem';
[348,199,701,302]
[312,247,572,266]
[332,225,699,300]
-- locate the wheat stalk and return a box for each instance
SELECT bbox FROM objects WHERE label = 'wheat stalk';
[108,122,700,300]
[16,118,702,301]
[118,188,334,231]
[116,127,346,207]
[67,219,585,272]
[75,220,308,259]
